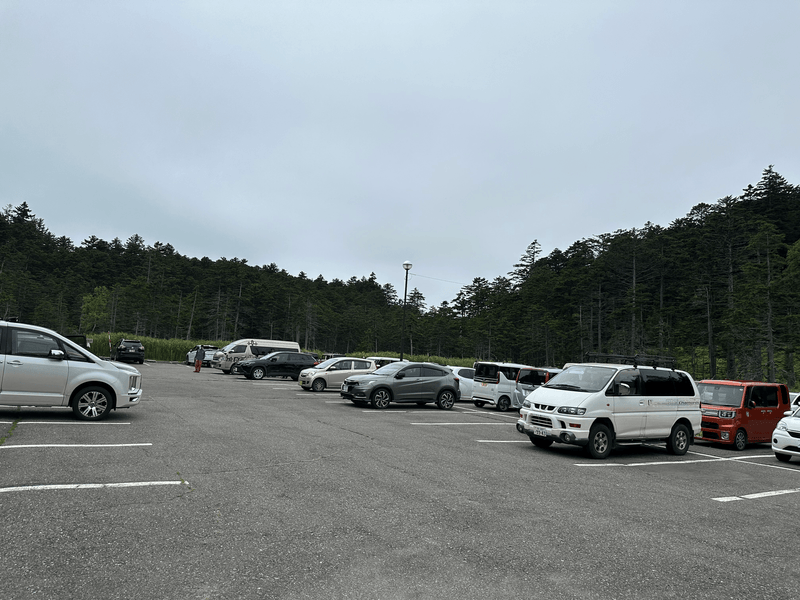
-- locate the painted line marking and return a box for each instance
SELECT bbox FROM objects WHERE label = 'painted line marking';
[0,421,131,425]
[1,443,152,449]
[713,488,800,502]
[0,481,187,494]
[477,440,530,443]
[412,422,513,426]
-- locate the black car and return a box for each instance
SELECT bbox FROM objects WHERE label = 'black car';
[112,339,145,364]
[235,351,317,380]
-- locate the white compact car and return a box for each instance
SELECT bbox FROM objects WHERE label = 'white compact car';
[772,406,800,462]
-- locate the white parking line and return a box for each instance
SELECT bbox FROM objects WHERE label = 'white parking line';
[477,440,530,443]
[0,481,187,494]
[714,488,800,502]
[0,421,131,425]
[1,443,152,449]
[575,454,777,468]
[412,422,513,426]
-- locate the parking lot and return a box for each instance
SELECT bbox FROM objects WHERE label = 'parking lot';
[2,362,800,599]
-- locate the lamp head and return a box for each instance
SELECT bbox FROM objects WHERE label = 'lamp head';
[403,261,412,271]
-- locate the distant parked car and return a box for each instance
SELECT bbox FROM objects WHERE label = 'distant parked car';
[112,339,145,364]
[341,362,460,409]
[447,366,475,401]
[366,356,405,368]
[186,344,219,367]
[773,405,800,462]
[299,357,377,392]
[234,351,317,380]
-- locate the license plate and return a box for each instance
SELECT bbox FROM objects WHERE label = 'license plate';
[533,427,547,437]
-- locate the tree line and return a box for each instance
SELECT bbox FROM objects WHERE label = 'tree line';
[2,166,799,383]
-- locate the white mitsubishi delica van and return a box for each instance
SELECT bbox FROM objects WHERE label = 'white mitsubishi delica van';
[516,354,701,459]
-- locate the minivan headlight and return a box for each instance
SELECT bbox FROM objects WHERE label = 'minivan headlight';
[777,420,788,431]
[557,406,586,415]
[718,410,736,419]
[522,399,531,409]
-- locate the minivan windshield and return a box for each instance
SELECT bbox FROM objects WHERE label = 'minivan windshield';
[544,365,616,393]
[314,357,340,369]
[697,383,745,408]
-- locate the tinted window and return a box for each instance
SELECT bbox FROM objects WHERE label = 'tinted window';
[519,369,548,386]
[422,366,446,377]
[353,360,370,370]
[11,329,60,357]
[457,368,474,380]
[673,372,696,396]
[750,386,779,408]
[607,369,641,396]
[641,371,675,396]
[331,360,352,370]
[402,366,422,378]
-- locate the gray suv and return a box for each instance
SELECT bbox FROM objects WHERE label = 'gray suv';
[0,320,143,420]
[340,362,460,409]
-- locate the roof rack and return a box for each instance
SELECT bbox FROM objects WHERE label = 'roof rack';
[584,352,677,370]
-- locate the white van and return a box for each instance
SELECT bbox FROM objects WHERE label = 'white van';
[516,357,701,459]
[472,361,535,412]
[212,339,301,374]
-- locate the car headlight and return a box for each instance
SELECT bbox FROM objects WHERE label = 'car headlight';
[777,420,788,431]
[557,406,586,415]
[718,410,736,419]
[522,399,531,408]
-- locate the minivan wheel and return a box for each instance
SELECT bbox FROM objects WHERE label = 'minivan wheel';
[497,396,511,412]
[252,367,266,380]
[436,390,455,410]
[371,389,391,409]
[733,429,747,451]
[311,379,326,392]
[73,386,112,421]
[473,401,486,408]
[667,423,690,455]
[776,452,792,463]
[530,436,553,449]
[586,423,612,459]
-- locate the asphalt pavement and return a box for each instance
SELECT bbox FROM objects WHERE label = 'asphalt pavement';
[1,362,799,599]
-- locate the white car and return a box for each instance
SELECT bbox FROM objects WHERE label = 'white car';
[772,406,800,462]
[447,366,475,401]
[299,357,376,392]
[0,319,143,420]
[186,344,219,366]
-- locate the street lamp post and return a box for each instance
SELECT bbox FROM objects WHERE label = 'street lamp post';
[400,261,412,361]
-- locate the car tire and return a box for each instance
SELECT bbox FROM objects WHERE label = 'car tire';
[586,423,612,459]
[667,423,690,455]
[776,452,792,462]
[251,367,266,380]
[72,386,113,421]
[734,429,747,451]
[529,436,553,448]
[311,379,326,392]
[371,389,391,409]
[473,401,486,408]
[497,396,511,412]
[436,390,455,410]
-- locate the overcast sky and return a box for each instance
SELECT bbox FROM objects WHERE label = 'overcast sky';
[2,1,799,308]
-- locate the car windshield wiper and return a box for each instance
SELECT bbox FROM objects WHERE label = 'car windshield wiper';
[545,383,583,391]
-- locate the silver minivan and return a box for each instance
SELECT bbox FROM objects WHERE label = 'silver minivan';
[299,357,377,392]
[0,320,143,420]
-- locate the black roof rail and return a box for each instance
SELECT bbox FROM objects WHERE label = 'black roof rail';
[584,352,677,370]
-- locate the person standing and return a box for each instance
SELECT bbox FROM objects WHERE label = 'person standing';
[194,346,206,372]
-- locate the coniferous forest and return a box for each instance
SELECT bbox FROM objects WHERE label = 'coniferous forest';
[2,166,800,384]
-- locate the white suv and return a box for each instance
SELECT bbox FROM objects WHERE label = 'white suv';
[0,320,143,420]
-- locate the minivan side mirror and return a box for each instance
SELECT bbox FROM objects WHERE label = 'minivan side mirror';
[618,383,631,396]
[395,372,406,379]
[49,349,65,360]
[748,400,756,409]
